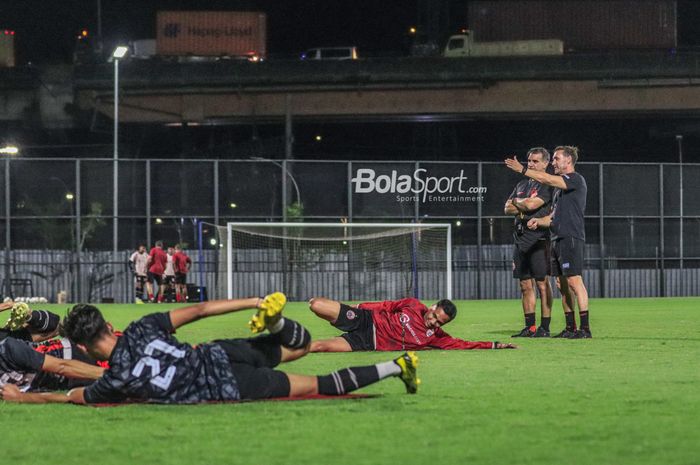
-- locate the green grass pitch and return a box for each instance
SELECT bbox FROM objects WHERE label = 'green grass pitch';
[1,297,699,465]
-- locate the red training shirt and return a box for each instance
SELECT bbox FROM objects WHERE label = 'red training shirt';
[173,251,192,274]
[148,247,168,275]
[358,298,496,351]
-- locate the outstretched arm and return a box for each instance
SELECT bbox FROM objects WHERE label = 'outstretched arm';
[430,332,517,350]
[41,353,105,380]
[505,157,567,189]
[168,297,262,330]
[0,384,86,404]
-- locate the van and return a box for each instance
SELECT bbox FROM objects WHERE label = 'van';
[300,46,358,61]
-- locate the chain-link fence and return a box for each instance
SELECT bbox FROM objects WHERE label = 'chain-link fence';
[2,158,697,302]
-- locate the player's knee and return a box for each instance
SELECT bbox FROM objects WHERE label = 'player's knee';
[519,280,534,293]
[309,340,325,352]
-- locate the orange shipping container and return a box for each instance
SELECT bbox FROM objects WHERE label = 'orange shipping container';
[156,11,267,57]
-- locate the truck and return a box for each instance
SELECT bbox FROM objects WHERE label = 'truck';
[443,31,563,57]
[0,29,15,67]
[156,11,267,61]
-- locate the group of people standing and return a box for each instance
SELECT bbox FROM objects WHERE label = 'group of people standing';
[129,242,192,303]
[504,145,591,339]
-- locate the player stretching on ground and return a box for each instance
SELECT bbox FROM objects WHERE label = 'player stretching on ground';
[308,297,517,352]
[1,293,420,404]
[0,302,105,392]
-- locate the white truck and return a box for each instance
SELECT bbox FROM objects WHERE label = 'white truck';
[443,31,563,57]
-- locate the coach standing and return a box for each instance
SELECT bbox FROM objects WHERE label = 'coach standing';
[504,147,554,338]
[505,146,591,339]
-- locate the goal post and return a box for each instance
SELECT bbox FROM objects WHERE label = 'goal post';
[223,222,452,302]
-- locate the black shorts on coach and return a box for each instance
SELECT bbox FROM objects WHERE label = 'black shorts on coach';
[513,240,550,280]
[333,304,375,351]
[551,237,585,277]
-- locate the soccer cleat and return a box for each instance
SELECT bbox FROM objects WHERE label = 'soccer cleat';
[248,292,287,334]
[4,302,31,331]
[531,327,550,338]
[552,328,577,339]
[511,326,536,338]
[394,351,420,394]
[571,328,592,339]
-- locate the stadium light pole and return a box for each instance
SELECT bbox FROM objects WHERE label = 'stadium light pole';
[113,45,128,293]
[251,156,302,207]
[676,134,683,270]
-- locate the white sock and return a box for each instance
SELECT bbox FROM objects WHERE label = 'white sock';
[376,360,401,379]
[268,317,285,334]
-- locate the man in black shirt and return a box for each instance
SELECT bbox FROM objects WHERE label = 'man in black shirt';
[505,146,591,339]
[504,148,554,338]
[1,293,421,404]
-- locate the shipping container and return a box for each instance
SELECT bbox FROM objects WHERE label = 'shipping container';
[468,1,677,50]
[156,11,266,58]
[0,29,16,67]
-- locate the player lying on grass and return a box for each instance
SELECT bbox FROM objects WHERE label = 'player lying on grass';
[308,296,517,352]
[0,293,420,404]
[0,302,105,392]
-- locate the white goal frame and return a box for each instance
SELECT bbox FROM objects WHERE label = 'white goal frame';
[226,222,452,301]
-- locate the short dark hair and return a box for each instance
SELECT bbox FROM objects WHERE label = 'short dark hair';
[554,145,579,165]
[437,299,457,322]
[527,147,550,163]
[60,304,109,345]
[155,240,163,248]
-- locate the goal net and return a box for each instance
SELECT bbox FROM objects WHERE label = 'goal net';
[221,222,452,302]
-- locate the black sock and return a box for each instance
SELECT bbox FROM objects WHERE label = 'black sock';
[317,366,380,395]
[524,313,536,328]
[540,317,551,331]
[579,311,589,330]
[275,318,311,349]
[27,310,59,333]
[565,312,577,331]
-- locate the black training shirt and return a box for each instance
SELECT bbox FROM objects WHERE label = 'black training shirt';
[83,312,240,404]
[550,172,587,241]
[508,178,552,251]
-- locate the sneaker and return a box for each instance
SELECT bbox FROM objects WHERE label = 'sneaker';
[571,328,592,339]
[248,292,287,334]
[4,302,31,331]
[552,328,577,338]
[394,351,420,394]
[511,326,536,338]
[531,327,550,338]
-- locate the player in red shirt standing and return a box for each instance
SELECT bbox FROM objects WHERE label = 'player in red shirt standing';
[146,240,168,303]
[309,296,517,352]
[172,245,192,303]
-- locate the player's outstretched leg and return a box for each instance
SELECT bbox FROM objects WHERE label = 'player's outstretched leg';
[248,293,311,361]
[317,351,419,395]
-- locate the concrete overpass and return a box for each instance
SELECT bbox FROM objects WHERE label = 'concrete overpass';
[3,53,700,129]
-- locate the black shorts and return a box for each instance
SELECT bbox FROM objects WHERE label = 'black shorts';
[135,275,147,285]
[163,275,175,285]
[175,272,187,285]
[333,304,375,351]
[215,336,290,400]
[551,237,585,277]
[513,240,550,280]
[147,272,162,285]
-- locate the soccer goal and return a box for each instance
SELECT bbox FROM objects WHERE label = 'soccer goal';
[222,222,452,302]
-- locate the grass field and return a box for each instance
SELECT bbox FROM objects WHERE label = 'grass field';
[1,297,699,465]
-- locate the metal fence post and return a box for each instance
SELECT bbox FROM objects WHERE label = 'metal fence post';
[75,159,82,302]
[659,164,665,297]
[4,158,10,298]
[599,163,605,298]
[477,162,483,300]
[146,160,151,247]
